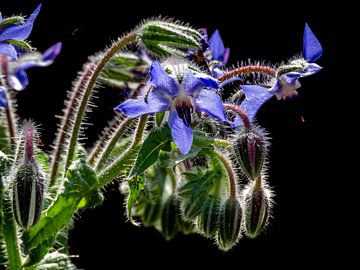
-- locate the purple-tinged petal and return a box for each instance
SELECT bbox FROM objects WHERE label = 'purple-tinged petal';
[0,86,7,108]
[183,69,218,94]
[168,110,193,154]
[301,63,322,77]
[0,41,17,59]
[219,76,242,88]
[42,42,62,62]
[8,69,29,91]
[283,72,301,85]
[211,66,224,78]
[149,61,178,96]
[195,89,227,121]
[115,91,170,118]
[239,85,274,122]
[303,23,323,62]
[223,47,230,65]
[209,30,225,62]
[0,13,3,23]
[0,4,41,42]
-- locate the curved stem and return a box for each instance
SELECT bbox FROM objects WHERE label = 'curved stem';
[94,117,132,171]
[1,194,22,270]
[49,31,138,187]
[96,115,147,189]
[214,151,237,199]
[223,103,251,132]
[218,65,276,82]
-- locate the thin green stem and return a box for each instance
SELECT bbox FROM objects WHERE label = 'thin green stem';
[214,151,237,199]
[1,55,17,148]
[49,31,138,187]
[96,115,147,189]
[94,117,132,171]
[1,194,22,270]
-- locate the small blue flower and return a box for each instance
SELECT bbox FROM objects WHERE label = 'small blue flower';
[115,61,227,154]
[0,4,41,59]
[0,86,7,108]
[8,42,62,91]
[234,23,322,127]
[209,30,230,77]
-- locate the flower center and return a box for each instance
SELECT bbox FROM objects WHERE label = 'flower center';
[173,95,194,127]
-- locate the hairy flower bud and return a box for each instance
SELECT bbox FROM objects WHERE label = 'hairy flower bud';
[161,194,181,240]
[138,20,202,57]
[197,195,220,237]
[142,200,161,226]
[244,177,271,238]
[217,198,242,251]
[12,122,44,229]
[234,129,266,180]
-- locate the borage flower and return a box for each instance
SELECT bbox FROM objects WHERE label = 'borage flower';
[0,4,41,59]
[7,42,62,91]
[234,23,322,126]
[116,61,227,154]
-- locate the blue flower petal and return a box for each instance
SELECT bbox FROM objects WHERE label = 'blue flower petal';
[8,69,29,91]
[42,42,62,62]
[303,23,323,63]
[301,63,322,77]
[0,4,41,42]
[0,41,17,59]
[149,61,178,96]
[240,85,274,122]
[183,69,218,94]
[115,91,170,118]
[195,89,226,121]
[0,87,7,108]
[209,30,225,62]
[0,13,3,23]
[223,47,230,65]
[283,72,301,85]
[168,110,193,154]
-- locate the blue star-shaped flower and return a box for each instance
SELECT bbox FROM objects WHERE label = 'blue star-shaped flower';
[115,61,227,154]
[0,4,41,59]
[7,42,62,91]
[234,23,322,127]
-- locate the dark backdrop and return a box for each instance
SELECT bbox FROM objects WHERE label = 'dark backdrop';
[2,1,341,269]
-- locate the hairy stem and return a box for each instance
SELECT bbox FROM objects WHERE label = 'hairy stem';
[1,55,17,147]
[94,117,132,171]
[49,31,138,187]
[96,115,147,189]
[1,194,22,270]
[214,151,237,199]
[223,103,251,132]
[218,65,276,82]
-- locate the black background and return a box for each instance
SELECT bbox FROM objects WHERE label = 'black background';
[2,0,342,269]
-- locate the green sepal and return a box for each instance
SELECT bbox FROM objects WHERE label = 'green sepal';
[7,40,33,51]
[0,16,25,27]
[126,175,145,226]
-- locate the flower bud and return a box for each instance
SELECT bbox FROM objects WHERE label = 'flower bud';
[244,177,271,238]
[13,162,44,229]
[217,198,242,251]
[234,129,266,180]
[161,194,181,240]
[12,122,44,229]
[142,200,161,227]
[197,195,220,237]
[138,20,202,57]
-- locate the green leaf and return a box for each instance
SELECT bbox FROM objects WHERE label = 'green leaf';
[127,175,145,226]
[0,16,24,27]
[22,159,98,266]
[131,126,172,176]
[7,40,33,51]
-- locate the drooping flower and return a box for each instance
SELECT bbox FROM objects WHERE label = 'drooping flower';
[0,4,41,59]
[234,23,322,127]
[7,42,62,91]
[115,61,227,154]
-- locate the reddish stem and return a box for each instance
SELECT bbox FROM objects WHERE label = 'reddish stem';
[224,103,251,131]
[218,65,276,82]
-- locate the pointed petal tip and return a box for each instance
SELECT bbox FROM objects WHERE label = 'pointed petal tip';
[303,23,323,62]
